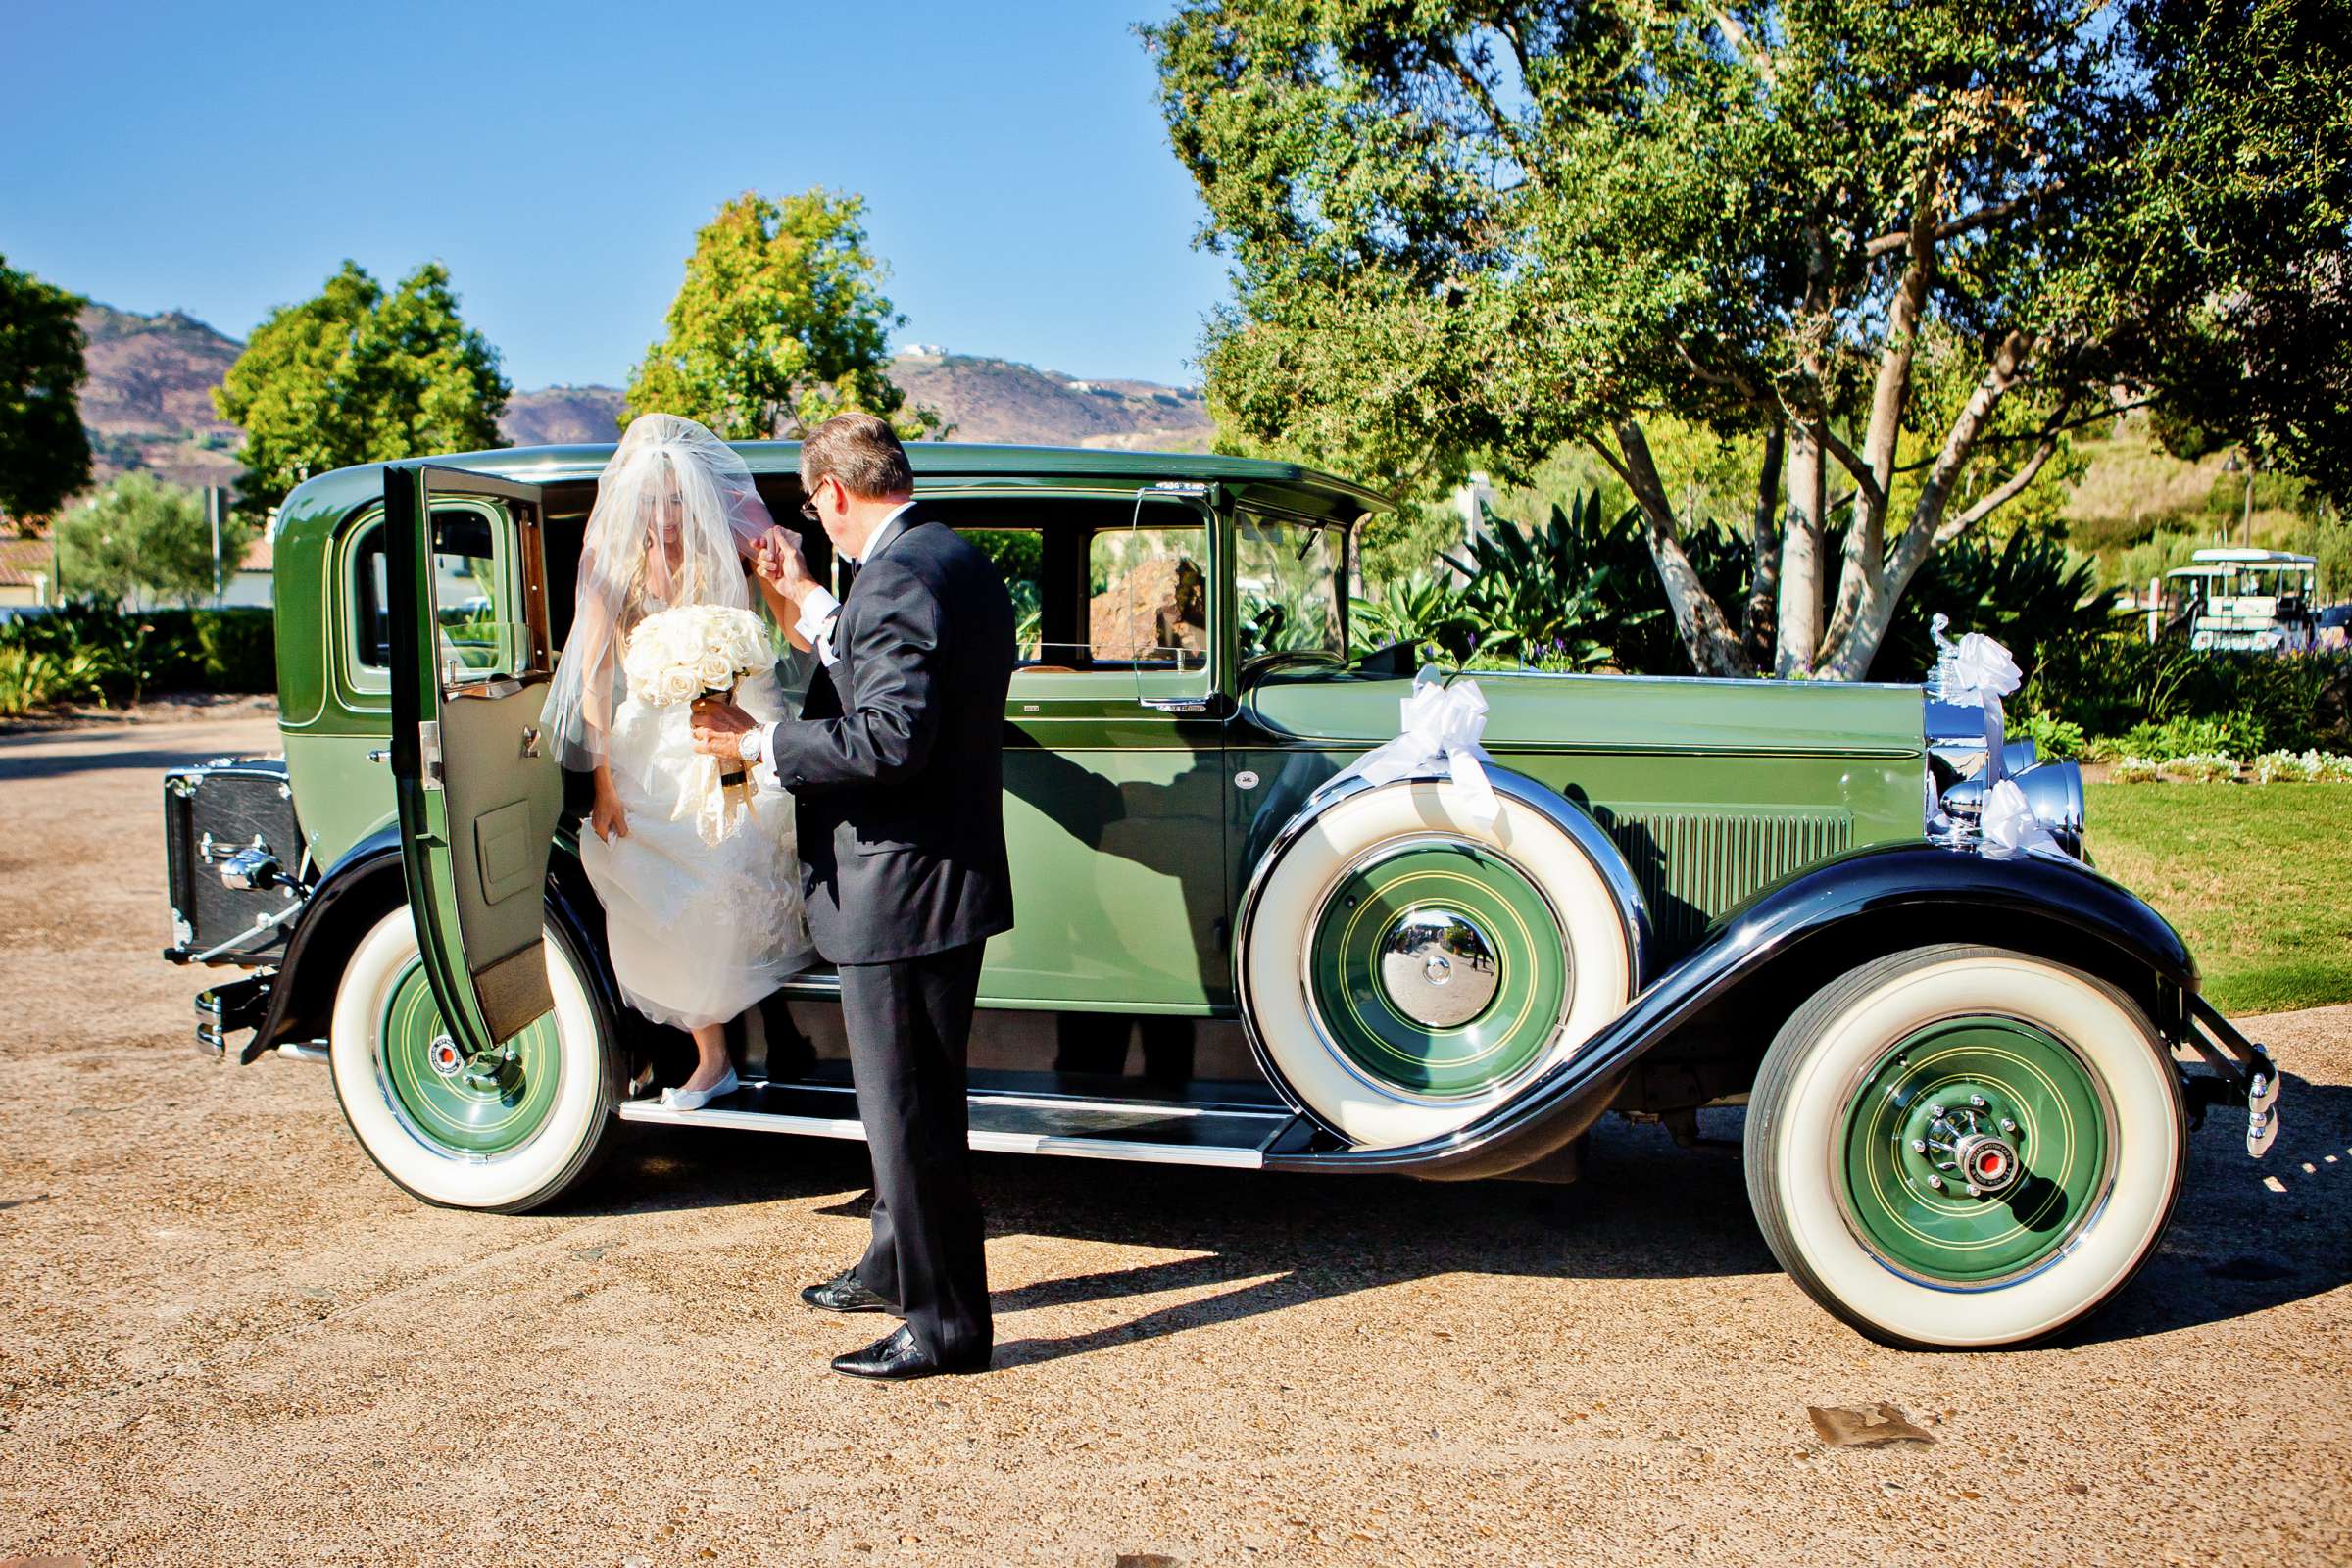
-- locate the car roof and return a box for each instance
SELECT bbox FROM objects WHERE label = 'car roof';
[293,439,1393,520]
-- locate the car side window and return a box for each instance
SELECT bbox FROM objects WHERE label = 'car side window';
[1084,524,1208,671]
[959,528,1044,664]
[344,504,513,688]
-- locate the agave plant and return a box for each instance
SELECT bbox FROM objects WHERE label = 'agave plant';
[1349,572,1484,663]
[1441,491,1648,670]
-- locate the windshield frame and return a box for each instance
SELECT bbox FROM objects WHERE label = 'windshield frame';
[1234,507,1353,666]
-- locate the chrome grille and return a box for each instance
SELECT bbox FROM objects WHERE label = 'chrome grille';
[1601,808,1854,947]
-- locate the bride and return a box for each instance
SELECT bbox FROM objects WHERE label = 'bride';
[542,414,811,1109]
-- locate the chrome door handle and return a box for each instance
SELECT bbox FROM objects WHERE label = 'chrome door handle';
[520,725,543,758]
[1141,697,1212,714]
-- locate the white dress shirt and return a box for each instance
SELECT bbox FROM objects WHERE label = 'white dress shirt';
[741,501,916,793]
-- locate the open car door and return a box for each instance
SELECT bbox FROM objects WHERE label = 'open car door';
[385,464,564,1053]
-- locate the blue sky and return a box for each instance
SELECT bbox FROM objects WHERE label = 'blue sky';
[0,0,1228,388]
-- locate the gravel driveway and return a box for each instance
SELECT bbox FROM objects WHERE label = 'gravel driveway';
[2,715,2347,1566]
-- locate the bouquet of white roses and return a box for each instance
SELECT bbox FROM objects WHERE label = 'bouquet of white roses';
[624,605,774,844]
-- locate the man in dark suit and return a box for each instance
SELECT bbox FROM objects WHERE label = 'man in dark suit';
[690,412,1014,1381]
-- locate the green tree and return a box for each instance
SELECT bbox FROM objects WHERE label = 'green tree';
[627,189,945,441]
[0,255,93,532]
[1148,0,2351,679]
[57,473,254,608]
[213,260,510,516]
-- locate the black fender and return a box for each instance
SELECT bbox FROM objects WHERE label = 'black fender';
[243,823,622,1062]
[1265,841,2197,1180]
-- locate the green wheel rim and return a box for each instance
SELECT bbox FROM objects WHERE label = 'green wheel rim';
[1838,1015,2112,1286]
[380,956,563,1156]
[1307,841,1567,1099]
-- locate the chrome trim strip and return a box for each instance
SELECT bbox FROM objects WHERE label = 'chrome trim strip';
[275,1041,330,1064]
[613,1101,1265,1167]
[443,670,552,702]
[734,1079,1287,1123]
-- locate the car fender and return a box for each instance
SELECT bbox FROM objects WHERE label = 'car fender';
[1265,842,2196,1180]
[244,825,620,1062]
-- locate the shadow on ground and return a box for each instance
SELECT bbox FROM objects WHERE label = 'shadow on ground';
[572,1075,2351,1362]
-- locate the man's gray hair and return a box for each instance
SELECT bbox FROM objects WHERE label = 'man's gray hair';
[801,412,914,500]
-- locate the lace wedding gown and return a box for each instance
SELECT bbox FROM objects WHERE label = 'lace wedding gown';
[576,652,811,1031]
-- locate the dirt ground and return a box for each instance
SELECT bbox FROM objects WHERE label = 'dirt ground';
[2,714,2347,1568]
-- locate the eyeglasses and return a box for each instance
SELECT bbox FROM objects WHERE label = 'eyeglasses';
[799,474,831,523]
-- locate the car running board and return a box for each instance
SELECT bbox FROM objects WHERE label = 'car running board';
[616,1080,1298,1169]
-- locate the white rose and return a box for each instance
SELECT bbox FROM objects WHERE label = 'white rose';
[660,668,699,706]
[697,653,733,689]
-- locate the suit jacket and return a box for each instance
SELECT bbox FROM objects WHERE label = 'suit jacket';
[768,511,1017,965]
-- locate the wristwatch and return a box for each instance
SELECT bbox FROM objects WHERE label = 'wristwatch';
[736,724,765,766]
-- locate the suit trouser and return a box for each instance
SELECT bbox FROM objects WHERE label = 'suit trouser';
[841,941,992,1364]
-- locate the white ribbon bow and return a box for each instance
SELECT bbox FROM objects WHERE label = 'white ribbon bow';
[1944,631,2022,788]
[1980,777,2060,860]
[1325,669,1500,826]
[1936,625,2064,860]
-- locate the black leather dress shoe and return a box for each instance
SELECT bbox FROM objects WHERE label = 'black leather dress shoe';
[801,1267,893,1315]
[830,1324,988,1381]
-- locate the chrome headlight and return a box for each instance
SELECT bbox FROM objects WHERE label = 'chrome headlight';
[1938,760,2084,855]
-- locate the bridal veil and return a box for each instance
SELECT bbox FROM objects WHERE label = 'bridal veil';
[543,414,778,770]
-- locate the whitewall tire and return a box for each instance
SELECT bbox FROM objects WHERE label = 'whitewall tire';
[329,906,619,1212]
[1745,944,2185,1348]
[1240,776,1639,1148]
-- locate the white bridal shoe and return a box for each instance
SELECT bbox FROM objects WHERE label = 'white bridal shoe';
[659,1065,739,1112]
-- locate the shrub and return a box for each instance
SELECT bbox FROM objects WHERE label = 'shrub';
[0,646,96,716]
[2110,756,2165,782]
[2109,712,2267,760]
[2028,637,2351,754]
[2251,748,2352,783]
[2014,710,2088,760]
[192,609,276,692]
[2162,752,2239,783]
[0,600,273,704]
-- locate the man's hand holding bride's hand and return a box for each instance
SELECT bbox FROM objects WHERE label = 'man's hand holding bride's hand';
[751,526,817,612]
[691,695,758,763]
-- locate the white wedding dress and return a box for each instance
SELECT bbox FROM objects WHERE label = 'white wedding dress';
[576,650,812,1030]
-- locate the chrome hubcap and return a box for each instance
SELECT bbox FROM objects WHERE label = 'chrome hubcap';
[1377,906,1499,1029]
[1908,1097,2026,1198]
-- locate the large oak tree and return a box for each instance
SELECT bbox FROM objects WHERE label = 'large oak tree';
[1148,0,2351,677]
[0,255,93,531]
[627,189,944,442]
[214,260,510,517]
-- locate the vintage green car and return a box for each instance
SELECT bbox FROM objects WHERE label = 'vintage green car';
[162,442,2278,1349]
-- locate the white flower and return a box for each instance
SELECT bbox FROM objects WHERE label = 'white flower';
[625,604,770,706]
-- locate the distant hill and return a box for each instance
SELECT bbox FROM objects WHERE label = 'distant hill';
[499,353,1213,453]
[66,307,1216,498]
[887,349,1212,451]
[501,385,628,446]
[74,304,244,491]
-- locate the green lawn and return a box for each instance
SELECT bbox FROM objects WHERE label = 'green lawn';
[2087,781,2352,1016]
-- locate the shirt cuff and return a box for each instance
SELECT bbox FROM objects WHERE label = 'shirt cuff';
[793,587,841,649]
[750,721,785,795]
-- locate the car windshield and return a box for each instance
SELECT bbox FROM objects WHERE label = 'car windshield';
[1237,514,1348,661]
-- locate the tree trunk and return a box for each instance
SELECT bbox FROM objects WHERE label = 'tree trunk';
[1602,419,1753,677]
[1818,330,2042,679]
[1742,422,1784,669]
[1776,421,1826,677]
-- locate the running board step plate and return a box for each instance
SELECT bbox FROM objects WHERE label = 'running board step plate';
[616,1084,1289,1169]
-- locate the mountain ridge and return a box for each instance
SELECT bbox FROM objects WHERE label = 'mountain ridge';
[71,305,1215,496]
